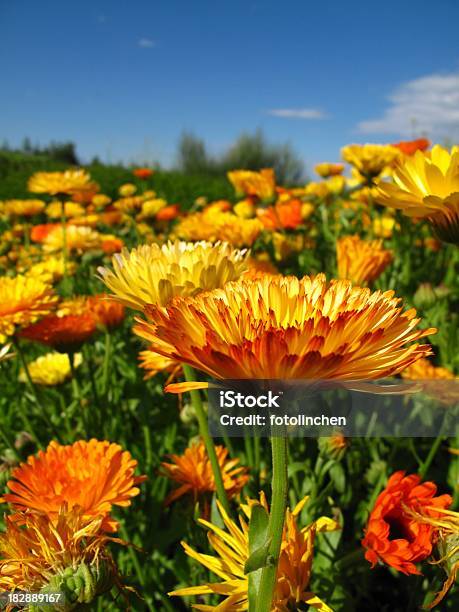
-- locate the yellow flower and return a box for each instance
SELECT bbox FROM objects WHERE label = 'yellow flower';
[372,215,397,238]
[0,274,57,342]
[26,257,76,283]
[43,225,101,254]
[98,240,249,310]
[113,195,144,213]
[28,170,94,196]
[169,493,339,611]
[139,198,168,218]
[3,199,45,217]
[234,199,256,219]
[19,352,82,386]
[228,169,276,200]
[401,357,455,380]
[137,275,436,388]
[271,232,313,261]
[46,200,85,219]
[376,145,459,244]
[336,235,393,285]
[91,193,112,207]
[118,183,137,197]
[305,181,330,199]
[315,162,344,178]
[341,144,400,178]
[138,347,181,380]
[175,209,263,247]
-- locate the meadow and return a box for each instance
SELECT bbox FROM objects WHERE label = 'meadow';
[0,140,458,611]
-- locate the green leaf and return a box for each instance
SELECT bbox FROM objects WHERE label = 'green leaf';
[246,504,270,611]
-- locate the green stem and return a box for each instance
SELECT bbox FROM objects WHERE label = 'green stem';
[182,364,230,514]
[419,435,444,479]
[12,337,43,448]
[60,199,68,279]
[256,432,288,612]
[102,331,111,396]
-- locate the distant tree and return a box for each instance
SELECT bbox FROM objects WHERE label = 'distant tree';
[177,132,212,174]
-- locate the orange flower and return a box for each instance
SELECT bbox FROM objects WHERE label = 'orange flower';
[30,223,60,243]
[362,471,452,575]
[227,169,276,200]
[315,162,345,178]
[392,138,430,156]
[336,235,393,285]
[135,275,436,387]
[138,347,181,380]
[155,203,180,221]
[257,198,303,230]
[133,167,154,179]
[1,439,146,532]
[101,235,124,254]
[20,306,97,352]
[160,439,249,509]
[87,293,125,329]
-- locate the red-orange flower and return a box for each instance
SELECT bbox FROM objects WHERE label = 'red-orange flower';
[87,293,125,329]
[257,198,303,230]
[156,203,180,221]
[362,471,452,575]
[101,235,124,254]
[1,439,146,532]
[160,439,249,509]
[391,138,430,156]
[133,167,154,179]
[20,303,97,352]
[30,223,60,243]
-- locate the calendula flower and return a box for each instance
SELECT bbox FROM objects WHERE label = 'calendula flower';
[98,240,249,311]
[175,209,263,247]
[160,439,249,508]
[1,439,146,532]
[118,183,137,197]
[43,225,101,254]
[234,198,256,219]
[30,223,60,243]
[139,198,168,218]
[87,294,125,329]
[392,138,430,156]
[401,357,455,380]
[156,204,180,221]
[133,167,154,179]
[46,200,85,219]
[138,347,181,380]
[137,275,435,390]
[315,163,345,178]
[20,304,97,352]
[169,493,339,611]
[92,193,112,208]
[372,215,397,238]
[19,352,82,386]
[342,144,400,179]
[257,198,303,230]
[113,195,144,213]
[336,235,393,285]
[28,170,94,196]
[376,145,459,244]
[0,507,119,606]
[362,471,452,575]
[0,274,57,343]
[3,199,45,217]
[227,168,276,200]
[26,257,76,283]
[243,255,279,279]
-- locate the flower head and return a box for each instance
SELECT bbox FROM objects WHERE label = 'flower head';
[341,144,400,178]
[169,493,339,611]
[28,170,94,196]
[118,183,137,197]
[0,274,57,343]
[43,225,101,254]
[175,209,263,247]
[133,167,154,179]
[376,145,459,244]
[160,439,249,508]
[138,347,181,380]
[227,169,276,200]
[98,240,249,311]
[401,357,455,381]
[19,352,82,386]
[87,294,125,329]
[46,200,85,219]
[256,198,304,230]
[136,275,435,387]
[336,235,393,285]
[392,138,430,156]
[20,301,97,352]
[3,199,45,217]
[1,439,146,532]
[315,163,345,178]
[362,471,452,575]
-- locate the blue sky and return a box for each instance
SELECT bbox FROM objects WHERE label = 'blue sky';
[2,0,459,171]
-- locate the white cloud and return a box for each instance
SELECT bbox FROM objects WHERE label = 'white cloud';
[138,38,156,48]
[358,71,459,136]
[267,108,328,120]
